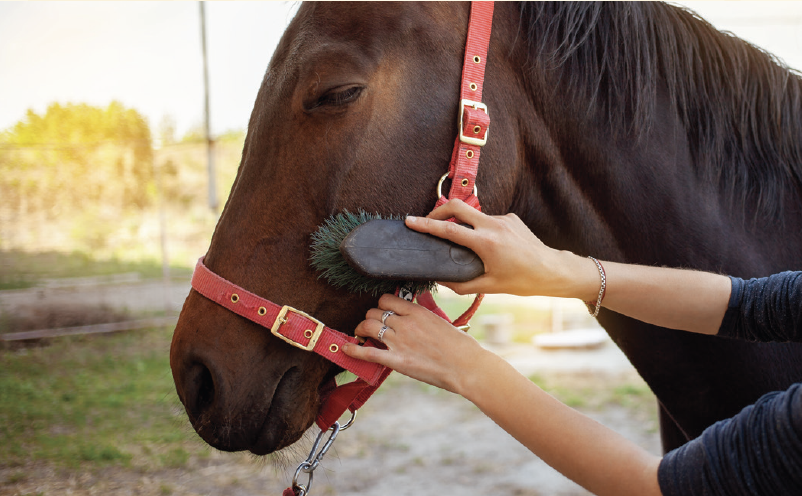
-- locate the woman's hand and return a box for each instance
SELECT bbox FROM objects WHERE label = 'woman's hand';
[342,293,491,395]
[343,293,663,496]
[405,199,597,300]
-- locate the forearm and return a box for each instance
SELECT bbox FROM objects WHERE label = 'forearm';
[407,206,731,335]
[459,350,662,496]
[558,252,731,335]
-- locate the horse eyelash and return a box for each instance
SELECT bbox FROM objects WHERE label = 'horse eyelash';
[315,86,363,108]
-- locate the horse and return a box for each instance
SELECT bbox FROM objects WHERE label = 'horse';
[170,1,802,458]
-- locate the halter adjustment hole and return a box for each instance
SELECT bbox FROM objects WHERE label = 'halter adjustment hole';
[329,344,339,353]
[469,82,477,91]
[258,306,267,316]
[465,150,474,159]
[473,125,481,134]
[230,294,239,303]
[304,330,314,339]
[461,178,469,187]
[473,55,481,64]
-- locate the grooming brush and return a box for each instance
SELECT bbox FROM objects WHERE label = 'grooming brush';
[310,211,484,296]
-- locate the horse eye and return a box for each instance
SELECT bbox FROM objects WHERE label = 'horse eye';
[314,86,363,109]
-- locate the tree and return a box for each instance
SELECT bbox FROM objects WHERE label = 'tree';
[0,102,154,251]
[0,101,154,216]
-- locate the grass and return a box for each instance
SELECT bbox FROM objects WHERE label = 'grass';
[0,325,205,471]
[0,249,193,290]
[529,372,658,423]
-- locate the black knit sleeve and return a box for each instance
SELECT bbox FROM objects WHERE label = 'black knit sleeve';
[717,271,802,342]
[658,383,802,496]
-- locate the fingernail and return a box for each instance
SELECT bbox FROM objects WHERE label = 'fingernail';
[406,216,417,223]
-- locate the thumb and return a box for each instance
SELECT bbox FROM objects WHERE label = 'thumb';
[439,278,482,296]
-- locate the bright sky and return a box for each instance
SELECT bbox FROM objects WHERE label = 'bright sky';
[0,1,297,138]
[1,2,801,139]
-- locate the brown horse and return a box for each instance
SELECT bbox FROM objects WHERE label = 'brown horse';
[170,2,802,457]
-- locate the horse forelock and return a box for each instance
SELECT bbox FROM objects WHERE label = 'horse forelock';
[517,1,802,222]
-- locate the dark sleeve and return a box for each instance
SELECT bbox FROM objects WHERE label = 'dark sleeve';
[658,383,802,496]
[717,271,802,342]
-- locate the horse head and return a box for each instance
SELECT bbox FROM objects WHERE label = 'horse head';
[172,1,802,460]
[170,2,525,455]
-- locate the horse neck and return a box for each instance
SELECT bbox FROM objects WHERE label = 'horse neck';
[496,3,802,275]
[507,77,802,276]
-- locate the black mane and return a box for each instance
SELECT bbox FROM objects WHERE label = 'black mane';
[518,2,802,220]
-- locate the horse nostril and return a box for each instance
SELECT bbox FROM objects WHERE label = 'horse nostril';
[186,362,216,418]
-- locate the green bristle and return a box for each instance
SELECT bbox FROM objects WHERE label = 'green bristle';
[310,210,438,297]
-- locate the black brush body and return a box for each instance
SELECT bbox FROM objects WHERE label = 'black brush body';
[340,219,484,282]
[309,211,484,296]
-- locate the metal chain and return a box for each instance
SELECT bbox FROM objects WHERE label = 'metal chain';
[290,411,357,496]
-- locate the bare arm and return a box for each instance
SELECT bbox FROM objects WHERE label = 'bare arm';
[343,295,662,496]
[406,199,731,335]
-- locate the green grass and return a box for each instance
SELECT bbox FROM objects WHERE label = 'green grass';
[528,372,658,418]
[0,249,193,290]
[0,326,204,470]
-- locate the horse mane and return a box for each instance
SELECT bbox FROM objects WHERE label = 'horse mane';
[517,2,802,220]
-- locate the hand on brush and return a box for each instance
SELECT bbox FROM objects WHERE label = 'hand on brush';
[404,199,600,300]
[342,198,598,389]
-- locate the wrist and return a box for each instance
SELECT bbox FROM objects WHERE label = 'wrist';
[453,347,506,400]
[551,250,601,301]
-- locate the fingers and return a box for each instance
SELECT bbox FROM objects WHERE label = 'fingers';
[428,199,488,225]
[342,339,393,366]
[354,316,395,342]
[377,293,417,314]
[406,213,477,248]
[353,295,414,343]
[438,277,485,296]
[366,308,399,327]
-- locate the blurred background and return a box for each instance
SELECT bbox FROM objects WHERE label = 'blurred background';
[1,2,801,495]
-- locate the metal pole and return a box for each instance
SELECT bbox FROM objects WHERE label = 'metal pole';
[199,1,217,211]
[156,158,172,315]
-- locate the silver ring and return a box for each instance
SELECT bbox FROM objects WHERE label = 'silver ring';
[381,310,395,325]
[377,325,389,343]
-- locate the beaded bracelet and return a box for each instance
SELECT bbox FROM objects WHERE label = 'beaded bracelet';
[585,256,606,318]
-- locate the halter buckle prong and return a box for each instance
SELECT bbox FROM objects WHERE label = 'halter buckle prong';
[458,99,489,146]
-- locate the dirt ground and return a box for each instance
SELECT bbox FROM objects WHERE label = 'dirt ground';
[2,370,660,496]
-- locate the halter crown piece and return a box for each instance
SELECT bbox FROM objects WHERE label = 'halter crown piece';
[189,3,494,495]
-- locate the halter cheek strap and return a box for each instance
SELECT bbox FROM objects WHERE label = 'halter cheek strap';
[435,1,493,210]
[423,0,493,336]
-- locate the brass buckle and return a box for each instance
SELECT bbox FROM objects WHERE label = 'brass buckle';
[458,99,489,147]
[272,305,325,351]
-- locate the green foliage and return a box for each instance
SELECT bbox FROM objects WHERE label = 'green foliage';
[310,211,437,297]
[1,101,154,213]
[0,327,202,469]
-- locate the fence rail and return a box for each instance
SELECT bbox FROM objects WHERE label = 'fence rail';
[0,316,178,342]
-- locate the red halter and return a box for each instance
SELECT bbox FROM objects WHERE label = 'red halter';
[191,5,494,493]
